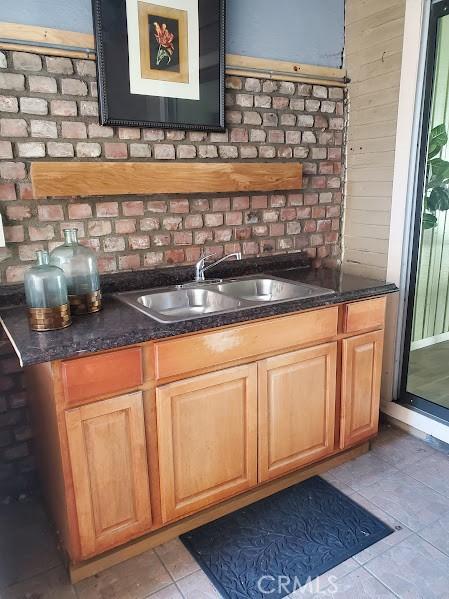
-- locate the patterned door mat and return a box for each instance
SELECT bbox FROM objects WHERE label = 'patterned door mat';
[181,476,393,598]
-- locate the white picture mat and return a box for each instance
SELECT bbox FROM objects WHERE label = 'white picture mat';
[126,0,200,100]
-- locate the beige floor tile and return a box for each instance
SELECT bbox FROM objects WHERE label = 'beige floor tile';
[289,567,396,598]
[350,493,413,564]
[320,472,356,496]
[365,534,449,598]
[419,511,449,557]
[147,584,183,598]
[154,539,199,581]
[1,566,76,599]
[370,428,437,469]
[402,451,449,498]
[372,425,401,447]
[357,470,449,531]
[75,550,172,599]
[176,570,222,598]
[325,452,398,492]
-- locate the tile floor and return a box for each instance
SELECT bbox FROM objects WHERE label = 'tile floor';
[2,425,449,598]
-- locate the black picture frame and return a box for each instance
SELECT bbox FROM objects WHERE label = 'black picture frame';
[92,0,225,131]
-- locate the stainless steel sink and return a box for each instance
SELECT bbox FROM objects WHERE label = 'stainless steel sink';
[116,275,334,323]
[216,278,330,302]
[120,287,242,323]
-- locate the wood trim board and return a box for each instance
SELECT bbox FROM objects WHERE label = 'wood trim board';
[0,22,94,50]
[0,42,95,60]
[225,68,346,88]
[226,53,347,84]
[30,161,303,198]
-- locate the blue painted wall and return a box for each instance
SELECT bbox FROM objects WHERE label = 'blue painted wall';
[227,0,344,67]
[0,0,344,67]
[1,0,93,35]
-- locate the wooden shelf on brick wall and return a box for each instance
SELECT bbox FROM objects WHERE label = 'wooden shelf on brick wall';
[30,162,302,198]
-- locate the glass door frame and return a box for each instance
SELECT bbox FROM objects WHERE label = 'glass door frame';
[399,0,449,421]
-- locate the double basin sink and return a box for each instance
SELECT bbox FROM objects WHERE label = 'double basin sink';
[116,275,334,323]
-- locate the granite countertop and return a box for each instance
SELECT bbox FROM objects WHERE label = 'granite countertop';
[0,254,398,367]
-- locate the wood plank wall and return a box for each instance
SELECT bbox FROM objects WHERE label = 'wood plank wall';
[343,0,406,279]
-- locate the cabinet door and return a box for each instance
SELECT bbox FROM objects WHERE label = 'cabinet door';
[340,330,384,449]
[65,391,152,558]
[157,364,258,522]
[258,343,337,483]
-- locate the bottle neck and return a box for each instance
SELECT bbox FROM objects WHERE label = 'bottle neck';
[36,250,50,266]
[63,229,79,246]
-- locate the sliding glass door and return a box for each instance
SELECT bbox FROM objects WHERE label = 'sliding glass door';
[401,0,449,420]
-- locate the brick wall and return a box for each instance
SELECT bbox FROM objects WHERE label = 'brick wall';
[0,49,346,497]
[0,331,35,498]
[0,50,345,283]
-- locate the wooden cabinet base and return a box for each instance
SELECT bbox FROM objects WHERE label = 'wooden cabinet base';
[68,440,370,583]
[24,296,390,581]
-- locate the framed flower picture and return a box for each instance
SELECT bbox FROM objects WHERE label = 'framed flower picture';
[92,0,225,131]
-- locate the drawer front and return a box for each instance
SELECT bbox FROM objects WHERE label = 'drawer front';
[155,307,338,380]
[62,347,143,406]
[343,297,386,334]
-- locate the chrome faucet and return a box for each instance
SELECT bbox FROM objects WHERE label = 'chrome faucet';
[194,252,242,282]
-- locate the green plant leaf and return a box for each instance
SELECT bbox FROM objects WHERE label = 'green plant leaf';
[427,186,449,211]
[428,124,448,159]
[428,158,449,186]
[422,212,438,229]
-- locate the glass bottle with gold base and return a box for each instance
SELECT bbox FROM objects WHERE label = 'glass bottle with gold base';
[24,250,71,331]
[50,228,102,315]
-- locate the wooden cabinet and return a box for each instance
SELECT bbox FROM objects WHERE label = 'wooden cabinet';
[258,343,337,482]
[65,391,152,558]
[24,294,390,576]
[156,364,258,522]
[340,330,384,449]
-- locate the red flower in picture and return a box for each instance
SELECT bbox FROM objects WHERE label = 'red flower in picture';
[153,21,175,65]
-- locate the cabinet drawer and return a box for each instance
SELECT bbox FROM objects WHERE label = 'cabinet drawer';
[343,297,386,334]
[155,307,338,380]
[62,347,143,406]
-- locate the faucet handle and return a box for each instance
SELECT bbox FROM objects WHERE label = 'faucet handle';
[194,252,216,282]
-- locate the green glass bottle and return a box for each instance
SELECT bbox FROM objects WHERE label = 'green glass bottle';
[50,229,102,314]
[24,250,71,331]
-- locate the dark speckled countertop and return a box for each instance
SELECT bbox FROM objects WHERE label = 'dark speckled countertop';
[0,254,397,367]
